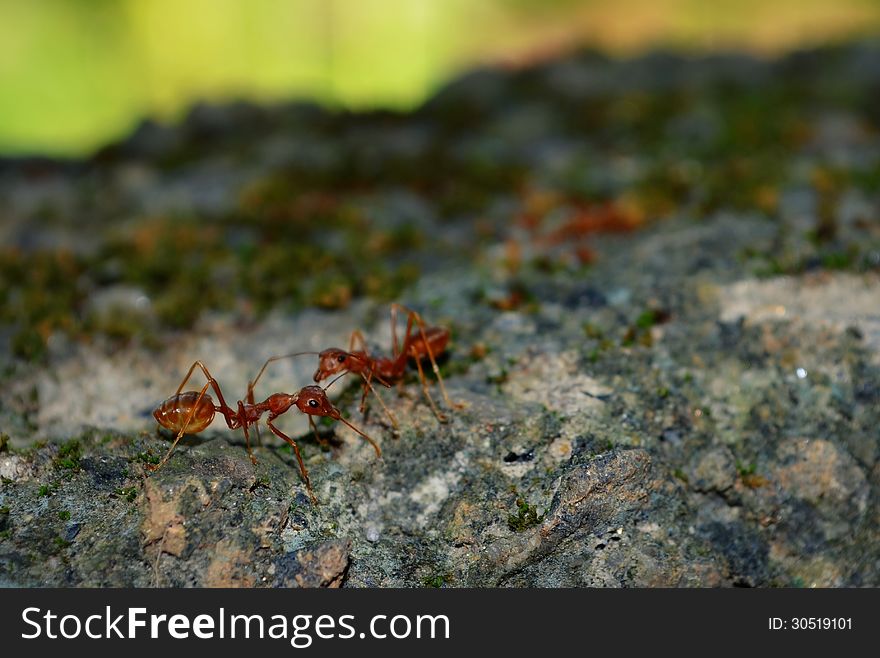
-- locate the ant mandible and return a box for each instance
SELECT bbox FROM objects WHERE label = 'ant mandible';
[312,303,458,424]
[151,360,380,504]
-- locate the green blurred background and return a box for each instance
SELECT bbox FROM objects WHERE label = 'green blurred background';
[2,0,880,156]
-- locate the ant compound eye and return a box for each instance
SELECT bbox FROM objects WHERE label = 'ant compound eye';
[337,355,346,362]
[308,399,319,408]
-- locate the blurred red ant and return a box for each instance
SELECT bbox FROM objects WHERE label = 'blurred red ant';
[151,359,380,504]
[313,303,458,424]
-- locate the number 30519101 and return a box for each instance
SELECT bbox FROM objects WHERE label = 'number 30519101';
[769,617,852,630]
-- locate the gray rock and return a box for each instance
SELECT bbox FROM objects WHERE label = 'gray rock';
[2,42,879,588]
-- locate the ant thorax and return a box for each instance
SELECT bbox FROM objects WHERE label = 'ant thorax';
[264,392,296,415]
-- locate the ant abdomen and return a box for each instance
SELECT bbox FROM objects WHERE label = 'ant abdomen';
[407,326,450,359]
[153,391,216,434]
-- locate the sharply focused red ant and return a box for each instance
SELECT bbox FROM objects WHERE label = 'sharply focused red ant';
[151,360,380,504]
[312,303,458,424]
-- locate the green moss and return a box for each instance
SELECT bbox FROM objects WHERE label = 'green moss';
[250,476,271,492]
[54,439,82,471]
[58,510,71,521]
[133,451,161,466]
[486,368,508,387]
[583,323,604,340]
[635,309,661,330]
[736,461,757,477]
[11,328,47,361]
[422,574,447,588]
[748,237,866,279]
[153,281,215,329]
[736,461,767,488]
[38,484,53,497]
[1,198,429,351]
[621,325,653,348]
[0,433,8,453]
[672,468,689,484]
[112,487,138,503]
[0,249,85,362]
[305,274,353,310]
[375,225,424,253]
[361,263,421,301]
[58,455,84,479]
[621,307,671,348]
[821,250,855,270]
[437,348,471,378]
[83,307,152,344]
[53,535,72,550]
[507,498,544,532]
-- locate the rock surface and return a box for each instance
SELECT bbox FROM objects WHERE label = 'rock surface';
[1,43,879,587]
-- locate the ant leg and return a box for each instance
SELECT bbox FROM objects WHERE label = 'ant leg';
[387,303,417,375]
[390,304,402,358]
[267,418,316,505]
[151,380,212,472]
[360,373,399,429]
[173,360,203,395]
[394,304,460,414]
[246,382,262,447]
[174,360,238,427]
[240,410,258,466]
[349,330,368,353]
[249,355,286,398]
[413,356,448,422]
[408,307,460,410]
[308,416,331,448]
[359,370,373,413]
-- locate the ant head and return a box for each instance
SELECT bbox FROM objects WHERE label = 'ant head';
[294,385,340,418]
[314,348,351,382]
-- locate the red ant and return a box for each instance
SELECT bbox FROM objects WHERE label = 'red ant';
[151,360,380,504]
[312,303,458,425]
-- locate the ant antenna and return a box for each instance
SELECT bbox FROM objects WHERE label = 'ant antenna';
[336,414,382,457]
[316,369,382,457]
[249,351,321,396]
[324,372,349,391]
